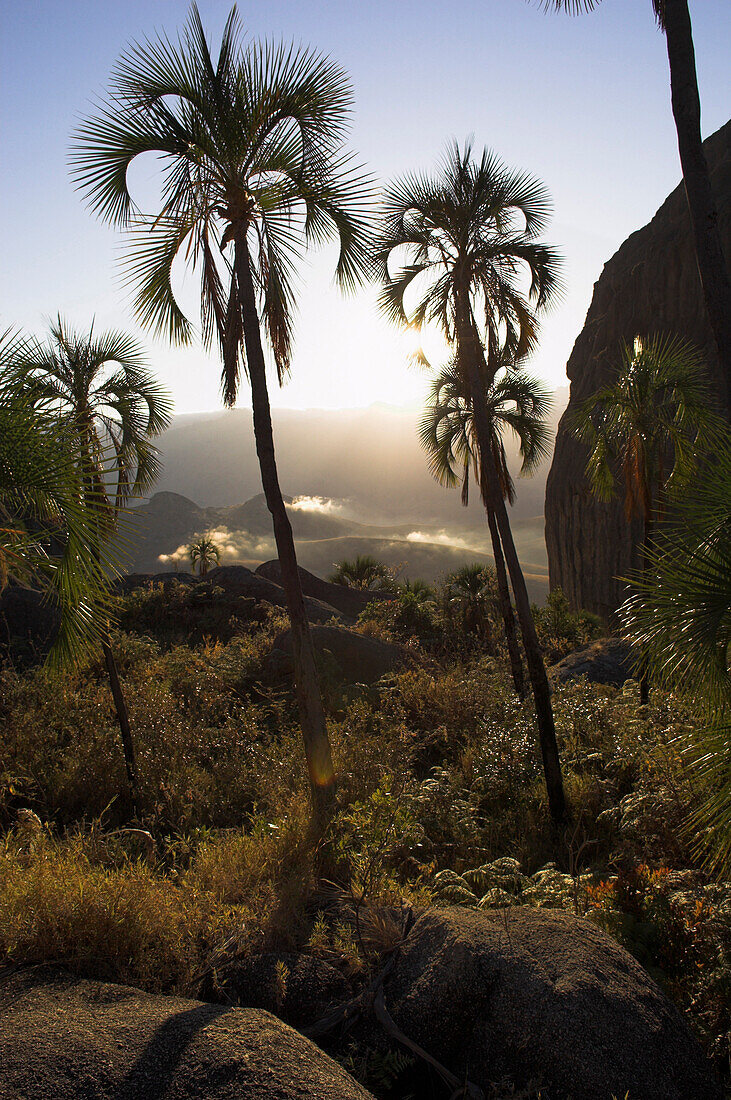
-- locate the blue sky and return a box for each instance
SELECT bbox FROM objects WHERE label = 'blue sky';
[1,0,728,413]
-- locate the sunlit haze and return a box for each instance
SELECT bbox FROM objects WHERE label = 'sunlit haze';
[1,0,728,414]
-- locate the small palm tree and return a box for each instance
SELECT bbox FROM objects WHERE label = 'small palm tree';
[329,555,393,591]
[189,534,221,577]
[421,356,553,694]
[376,140,567,822]
[444,563,498,653]
[71,6,373,830]
[0,331,111,666]
[620,435,731,869]
[538,0,731,413]
[13,318,172,815]
[571,332,722,701]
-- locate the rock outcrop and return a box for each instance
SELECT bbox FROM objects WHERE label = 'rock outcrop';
[256,559,391,620]
[385,906,722,1100]
[0,967,375,1100]
[271,624,402,684]
[549,637,636,688]
[545,120,731,618]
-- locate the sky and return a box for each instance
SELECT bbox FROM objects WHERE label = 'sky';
[1,0,729,415]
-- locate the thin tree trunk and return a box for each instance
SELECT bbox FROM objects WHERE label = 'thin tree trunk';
[664,0,731,417]
[102,633,141,818]
[487,506,525,697]
[234,233,336,833]
[83,439,141,819]
[457,300,568,822]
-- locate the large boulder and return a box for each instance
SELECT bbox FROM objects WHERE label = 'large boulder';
[256,560,391,621]
[272,624,401,684]
[119,566,343,625]
[0,967,374,1100]
[545,120,731,618]
[384,906,721,1100]
[549,637,637,687]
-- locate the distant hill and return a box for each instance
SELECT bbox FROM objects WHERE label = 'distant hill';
[123,490,550,602]
[123,395,567,602]
[151,395,568,527]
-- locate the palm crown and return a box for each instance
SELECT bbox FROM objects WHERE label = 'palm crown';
[374,140,562,372]
[14,318,172,517]
[420,356,552,508]
[0,330,112,666]
[570,333,721,522]
[70,4,373,403]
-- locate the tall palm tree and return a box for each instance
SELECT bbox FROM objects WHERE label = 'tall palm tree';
[570,332,722,701]
[375,141,568,822]
[189,534,221,577]
[620,435,731,870]
[539,0,731,416]
[420,357,553,696]
[70,6,373,830]
[13,318,172,815]
[0,330,111,668]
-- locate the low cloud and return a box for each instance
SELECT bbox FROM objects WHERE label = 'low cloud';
[405,528,480,552]
[289,495,350,516]
[158,526,276,567]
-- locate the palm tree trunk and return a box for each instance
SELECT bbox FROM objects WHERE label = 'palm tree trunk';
[234,233,336,833]
[487,506,525,697]
[102,633,141,818]
[457,301,567,822]
[83,443,141,819]
[663,0,731,417]
[638,512,654,705]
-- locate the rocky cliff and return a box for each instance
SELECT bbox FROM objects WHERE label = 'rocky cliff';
[545,120,731,619]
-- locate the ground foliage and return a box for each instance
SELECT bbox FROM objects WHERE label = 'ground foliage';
[0,578,728,1095]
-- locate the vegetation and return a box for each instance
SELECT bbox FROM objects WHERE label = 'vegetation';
[621,437,731,871]
[0,331,112,666]
[329,555,396,591]
[8,319,172,816]
[375,140,568,822]
[1,584,729,1093]
[71,4,374,832]
[570,333,721,701]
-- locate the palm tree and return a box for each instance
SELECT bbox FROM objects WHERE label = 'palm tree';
[620,435,731,870]
[375,141,568,822]
[570,332,722,701]
[0,330,112,667]
[539,0,731,416]
[189,534,221,577]
[329,555,393,591]
[444,563,498,654]
[420,356,553,695]
[13,318,172,815]
[70,6,373,831]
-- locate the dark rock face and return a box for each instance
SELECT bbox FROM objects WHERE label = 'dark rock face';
[386,906,722,1100]
[256,559,390,621]
[272,624,402,684]
[545,121,731,618]
[549,637,636,687]
[0,968,375,1100]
